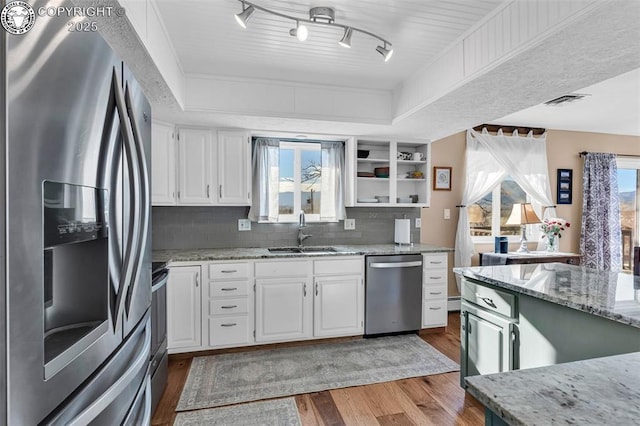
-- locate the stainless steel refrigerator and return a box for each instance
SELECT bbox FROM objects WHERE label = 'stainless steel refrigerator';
[1,0,152,423]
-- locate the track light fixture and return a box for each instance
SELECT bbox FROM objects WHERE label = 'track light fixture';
[234,3,255,29]
[338,27,353,48]
[376,42,394,62]
[289,21,308,41]
[233,0,393,61]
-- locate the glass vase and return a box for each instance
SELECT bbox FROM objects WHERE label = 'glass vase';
[546,234,558,252]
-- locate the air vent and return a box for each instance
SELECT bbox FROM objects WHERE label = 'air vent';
[544,93,590,106]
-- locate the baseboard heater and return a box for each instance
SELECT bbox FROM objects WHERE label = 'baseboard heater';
[447,296,461,312]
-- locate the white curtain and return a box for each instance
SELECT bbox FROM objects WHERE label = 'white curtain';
[455,129,555,276]
[248,138,280,222]
[320,141,346,221]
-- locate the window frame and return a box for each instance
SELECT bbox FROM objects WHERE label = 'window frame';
[471,180,542,244]
[277,141,322,223]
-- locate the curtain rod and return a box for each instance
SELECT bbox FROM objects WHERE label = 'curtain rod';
[579,151,640,158]
[473,124,546,136]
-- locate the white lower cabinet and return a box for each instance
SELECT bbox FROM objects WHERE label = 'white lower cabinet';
[422,253,448,328]
[255,277,313,343]
[207,261,253,348]
[313,257,364,337]
[314,275,363,337]
[167,265,202,351]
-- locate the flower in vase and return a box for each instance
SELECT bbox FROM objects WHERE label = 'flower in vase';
[540,218,570,239]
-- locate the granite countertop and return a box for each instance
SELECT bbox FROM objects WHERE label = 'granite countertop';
[454,263,640,329]
[153,243,453,263]
[465,352,640,426]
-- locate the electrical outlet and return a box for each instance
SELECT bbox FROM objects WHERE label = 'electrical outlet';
[444,209,451,220]
[415,218,421,228]
[238,218,251,231]
[344,218,356,230]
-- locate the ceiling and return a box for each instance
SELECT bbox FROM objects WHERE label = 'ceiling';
[494,68,640,137]
[149,0,640,138]
[155,0,504,90]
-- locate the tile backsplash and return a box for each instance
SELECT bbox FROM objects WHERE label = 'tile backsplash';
[152,206,421,250]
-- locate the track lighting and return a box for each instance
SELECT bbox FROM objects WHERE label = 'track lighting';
[376,42,394,62]
[338,27,352,48]
[289,21,308,41]
[233,1,393,61]
[234,2,255,29]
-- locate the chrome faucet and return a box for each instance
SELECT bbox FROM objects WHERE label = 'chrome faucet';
[297,210,312,247]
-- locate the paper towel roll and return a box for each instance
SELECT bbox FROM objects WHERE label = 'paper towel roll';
[394,219,411,244]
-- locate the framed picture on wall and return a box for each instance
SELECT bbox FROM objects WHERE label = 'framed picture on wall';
[433,166,452,191]
[557,168,573,204]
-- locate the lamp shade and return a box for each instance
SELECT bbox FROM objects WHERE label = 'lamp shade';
[505,203,541,225]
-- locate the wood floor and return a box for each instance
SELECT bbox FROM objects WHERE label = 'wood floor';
[151,312,484,426]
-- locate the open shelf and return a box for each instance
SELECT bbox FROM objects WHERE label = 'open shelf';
[351,138,431,207]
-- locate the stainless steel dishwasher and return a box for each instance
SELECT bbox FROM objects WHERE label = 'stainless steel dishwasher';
[365,254,423,335]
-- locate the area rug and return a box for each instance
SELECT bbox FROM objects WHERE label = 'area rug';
[174,398,301,426]
[176,334,459,411]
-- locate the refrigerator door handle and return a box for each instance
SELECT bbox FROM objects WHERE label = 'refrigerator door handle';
[112,69,141,323]
[123,84,151,315]
[65,334,151,426]
[98,68,125,321]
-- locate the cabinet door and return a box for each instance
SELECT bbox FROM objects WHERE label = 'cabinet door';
[177,128,215,205]
[314,275,363,337]
[218,131,250,205]
[462,311,511,378]
[255,278,312,343]
[151,121,176,205]
[167,266,201,350]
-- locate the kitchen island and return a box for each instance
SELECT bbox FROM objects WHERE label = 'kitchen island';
[455,263,640,426]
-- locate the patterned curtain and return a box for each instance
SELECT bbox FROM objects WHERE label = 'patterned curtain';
[580,153,622,271]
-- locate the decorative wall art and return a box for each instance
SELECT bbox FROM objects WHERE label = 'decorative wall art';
[557,169,573,204]
[433,166,452,191]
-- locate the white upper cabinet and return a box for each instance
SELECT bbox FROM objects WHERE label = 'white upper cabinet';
[347,138,431,207]
[151,120,177,206]
[217,131,251,205]
[153,127,251,206]
[177,128,216,205]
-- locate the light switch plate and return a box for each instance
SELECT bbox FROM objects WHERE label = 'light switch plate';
[444,209,451,220]
[415,218,421,228]
[344,218,356,230]
[238,218,251,231]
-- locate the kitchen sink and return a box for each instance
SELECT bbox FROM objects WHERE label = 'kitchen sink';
[267,247,302,254]
[267,246,338,254]
[299,247,338,253]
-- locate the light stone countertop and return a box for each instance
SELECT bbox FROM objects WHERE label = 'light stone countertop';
[465,352,640,426]
[454,263,640,329]
[456,263,640,425]
[153,243,453,264]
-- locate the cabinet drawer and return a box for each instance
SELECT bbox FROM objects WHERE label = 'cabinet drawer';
[208,316,251,346]
[314,257,362,275]
[423,285,447,300]
[209,298,248,315]
[422,300,447,327]
[462,279,516,318]
[423,268,447,285]
[255,260,309,278]
[423,253,447,269]
[209,280,249,297]
[209,262,249,280]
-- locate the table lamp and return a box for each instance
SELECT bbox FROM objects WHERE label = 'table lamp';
[505,203,542,253]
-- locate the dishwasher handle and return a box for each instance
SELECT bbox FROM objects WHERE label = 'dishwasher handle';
[369,261,422,269]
